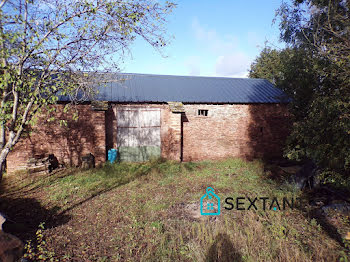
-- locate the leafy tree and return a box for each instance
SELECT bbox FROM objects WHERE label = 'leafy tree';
[0,0,175,180]
[249,47,283,85]
[249,47,318,120]
[250,0,350,177]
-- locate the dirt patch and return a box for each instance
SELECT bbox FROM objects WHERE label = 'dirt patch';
[168,202,219,222]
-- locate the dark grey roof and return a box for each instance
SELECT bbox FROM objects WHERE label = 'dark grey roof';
[62,73,289,103]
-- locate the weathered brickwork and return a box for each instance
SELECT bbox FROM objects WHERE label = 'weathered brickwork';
[6,103,289,173]
[182,104,290,161]
[160,106,181,161]
[7,104,105,173]
[106,103,289,162]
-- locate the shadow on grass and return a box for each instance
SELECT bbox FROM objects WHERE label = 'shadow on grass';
[300,187,348,247]
[56,173,142,215]
[206,233,242,262]
[0,196,71,242]
[307,207,345,246]
[58,158,188,215]
[0,168,74,198]
[262,159,347,248]
[0,159,201,244]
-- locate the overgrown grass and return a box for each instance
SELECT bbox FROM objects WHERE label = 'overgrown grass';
[2,158,349,261]
[46,159,201,205]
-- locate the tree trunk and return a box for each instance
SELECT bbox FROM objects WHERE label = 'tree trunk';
[0,159,5,183]
[0,148,10,184]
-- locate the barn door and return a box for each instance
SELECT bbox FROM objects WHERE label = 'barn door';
[117,108,161,161]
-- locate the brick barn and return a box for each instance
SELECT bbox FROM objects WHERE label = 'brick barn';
[7,73,290,173]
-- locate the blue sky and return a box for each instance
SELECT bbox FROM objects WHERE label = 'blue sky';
[122,0,286,78]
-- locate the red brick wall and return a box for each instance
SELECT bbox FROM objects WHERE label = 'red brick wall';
[182,104,290,161]
[160,106,181,161]
[6,103,290,172]
[7,104,105,173]
[106,103,289,162]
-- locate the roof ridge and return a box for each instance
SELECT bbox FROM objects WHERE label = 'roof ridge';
[106,72,269,81]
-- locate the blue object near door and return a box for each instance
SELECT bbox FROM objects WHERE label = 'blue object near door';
[108,149,118,163]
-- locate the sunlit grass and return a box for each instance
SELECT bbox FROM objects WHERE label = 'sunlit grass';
[3,158,349,261]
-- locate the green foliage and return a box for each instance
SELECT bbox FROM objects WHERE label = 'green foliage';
[0,0,176,175]
[249,47,284,85]
[285,94,350,172]
[249,47,319,120]
[250,0,350,178]
[24,222,58,261]
[318,170,350,189]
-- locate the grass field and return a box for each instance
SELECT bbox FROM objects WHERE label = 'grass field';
[0,158,349,261]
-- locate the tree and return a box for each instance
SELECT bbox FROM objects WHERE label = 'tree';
[249,47,283,85]
[276,0,350,176]
[249,47,320,121]
[0,0,175,180]
[277,0,350,72]
[250,0,350,177]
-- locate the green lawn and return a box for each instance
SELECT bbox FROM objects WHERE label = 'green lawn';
[1,158,349,261]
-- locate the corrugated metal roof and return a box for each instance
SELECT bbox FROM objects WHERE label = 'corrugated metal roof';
[61,73,289,103]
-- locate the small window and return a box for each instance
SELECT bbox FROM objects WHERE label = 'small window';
[198,109,208,116]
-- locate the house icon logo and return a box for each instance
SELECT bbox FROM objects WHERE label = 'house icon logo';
[200,187,220,216]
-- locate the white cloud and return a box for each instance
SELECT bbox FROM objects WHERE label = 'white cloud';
[247,32,263,48]
[215,53,250,78]
[191,18,238,54]
[190,18,252,78]
[184,56,201,76]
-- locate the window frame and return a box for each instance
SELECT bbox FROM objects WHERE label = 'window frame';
[198,109,209,116]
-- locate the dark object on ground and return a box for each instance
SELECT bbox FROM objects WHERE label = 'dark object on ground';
[0,231,23,262]
[47,154,59,173]
[0,214,23,262]
[289,160,320,190]
[82,153,95,169]
[322,202,350,215]
[0,213,26,236]
[26,154,60,174]
[269,158,301,167]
